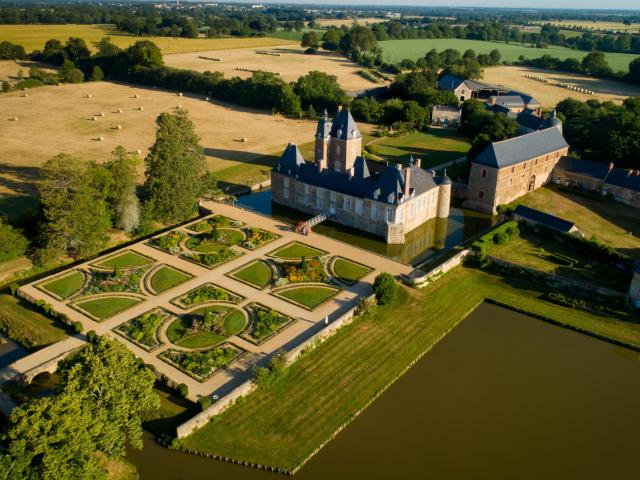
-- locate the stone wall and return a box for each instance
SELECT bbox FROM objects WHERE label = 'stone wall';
[402,249,474,288]
[552,169,640,209]
[176,294,376,439]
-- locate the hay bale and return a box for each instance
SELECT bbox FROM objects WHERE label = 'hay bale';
[178,92,183,97]
[86,94,92,98]
[205,97,209,101]
[23,93,28,97]
[117,108,123,113]
[10,116,18,121]
[241,137,248,143]
[116,125,122,130]
[133,94,140,99]
[138,106,144,111]
[98,136,104,141]
[136,149,142,155]
[91,116,97,121]
[176,104,181,109]
[98,112,104,117]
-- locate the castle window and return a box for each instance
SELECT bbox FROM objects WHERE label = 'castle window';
[509,178,513,186]
[343,195,351,211]
[481,169,487,178]
[336,145,341,156]
[534,158,538,165]
[335,160,342,172]
[478,190,485,200]
[315,188,322,209]
[355,199,363,215]
[371,202,378,219]
[283,178,289,199]
[304,184,310,205]
[386,208,394,223]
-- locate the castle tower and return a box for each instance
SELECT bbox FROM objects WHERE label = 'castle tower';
[328,108,361,173]
[315,109,332,171]
[437,170,452,218]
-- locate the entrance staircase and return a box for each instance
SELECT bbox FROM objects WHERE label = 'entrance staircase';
[294,212,332,236]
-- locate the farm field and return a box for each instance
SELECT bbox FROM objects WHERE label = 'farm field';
[482,65,640,106]
[530,20,640,33]
[315,17,386,27]
[164,44,378,92]
[367,128,471,168]
[514,185,640,260]
[0,24,295,54]
[0,76,316,219]
[181,265,640,472]
[379,38,638,72]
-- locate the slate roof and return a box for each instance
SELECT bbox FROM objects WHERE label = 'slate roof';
[487,103,518,118]
[555,157,610,181]
[490,95,525,109]
[330,108,360,140]
[513,205,577,233]
[274,152,439,205]
[438,74,464,91]
[473,127,568,169]
[605,168,640,193]
[316,111,332,138]
[517,109,545,130]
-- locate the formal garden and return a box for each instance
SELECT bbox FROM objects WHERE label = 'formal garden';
[330,257,373,285]
[91,250,155,270]
[172,283,244,309]
[71,294,144,321]
[146,265,193,295]
[272,285,341,311]
[228,259,275,289]
[115,308,175,352]
[166,305,247,349]
[240,303,294,345]
[268,241,327,260]
[37,270,87,300]
[159,345,242,382]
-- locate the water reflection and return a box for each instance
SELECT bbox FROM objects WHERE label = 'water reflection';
[235,189,492,265]
[0,336,28,369]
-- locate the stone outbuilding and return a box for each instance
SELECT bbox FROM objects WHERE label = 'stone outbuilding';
[513,205,580,235]
[431,106,462,128]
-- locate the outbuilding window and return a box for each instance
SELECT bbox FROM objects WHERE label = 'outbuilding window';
[481,169,487,178]
[478,190,485,200]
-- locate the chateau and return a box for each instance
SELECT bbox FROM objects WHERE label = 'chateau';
[464,120,569,214]
[271,109,452,244]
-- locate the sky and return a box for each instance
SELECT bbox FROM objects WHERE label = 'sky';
[229,0,640,11]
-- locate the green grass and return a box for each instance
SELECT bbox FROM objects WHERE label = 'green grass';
[74,296,141,320]
[275,285,340,310]
[39,271,85,299]
[166,307,245,348]
[0,294,68,349]
[332,258,372,284]
[269,28,324,42]
[379,38,638,72]
[93,251,154,270]
[230,260,273,289]
[149,266,192,294]
[269,242,327,259]
[143,382,198,438]
[181,265,640,471]
[514,185,640,260]
[186,230,244,253]
[369,129,471,168]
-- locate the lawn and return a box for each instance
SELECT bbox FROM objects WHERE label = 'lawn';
[275,285,340,310]
[514,185,640,260]
[379,38,638,72]
[230,260,273,289]
[0,293,68,349]
[166,307,246,348]
[488,230,632,292]
[269,242,327,259]
[74,296,142,320]
[186,229,244,253]
[93,250,154,270]
[0,24,295,54]
[181,265,640,472]
[149,266,193,294]
[39,271,85,299]
[332,258,372,284]
[368,129,471,168]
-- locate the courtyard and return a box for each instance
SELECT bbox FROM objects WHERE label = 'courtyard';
[17,202,411,400]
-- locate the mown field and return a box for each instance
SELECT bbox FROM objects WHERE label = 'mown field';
[379,38,638,72]
[0,24,295,54]
[530,20,640,33]
[180,265,640,472]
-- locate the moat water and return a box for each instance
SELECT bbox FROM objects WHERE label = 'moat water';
[234,189,493,265]
[0,336,27,369]
[128,303,640,479]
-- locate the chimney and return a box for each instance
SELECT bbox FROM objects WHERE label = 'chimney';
[609,162,615,171]
[404,167,411,197]
[337,105,343,113]
[415,158,421,168]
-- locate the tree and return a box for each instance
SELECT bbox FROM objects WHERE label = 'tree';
[1,80,10,92]
[489,49,502,65]
[340,25,378,55]
[93,37,122,58]
[424,49,441,71]
[106,147,140,233]
[322,28,343,51]
[468,133,492,160]
[41,38,65,64]
[64,37,91,63]
[581,51,611,76]
[39,154,110,259]
[145,109,207,223]
[628,57,640,85]
[0,218,28,262]
[301,31,319,51]
[125,40,163,69]
[59,59,85,83]
[294,70,348,113]
[90,65,104,81]
[373,273,398,305]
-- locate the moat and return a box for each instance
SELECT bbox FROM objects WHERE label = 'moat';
[235,189,493,265]
[128,303,640,479]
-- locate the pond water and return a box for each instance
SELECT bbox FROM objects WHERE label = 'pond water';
[128,303,640,479]
[234,189,492,265]
[0,336,28,369]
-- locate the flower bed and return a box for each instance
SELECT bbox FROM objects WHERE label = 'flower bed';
[240,303,294,345]
[149,230,188,255]
[188,215,243,232]
[180,248,242,269]
[172,283,244,309]
[86,266,148,295]
[159,345,241,382]
[282,258,328,284]
[186,228,245,253]
[166,306,246,348]
[240,227,280,250]
[115,308,172,351]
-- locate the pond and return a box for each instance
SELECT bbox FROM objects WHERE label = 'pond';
[128,303,640,479]
[0,335,28,369]
[234,189,493,266]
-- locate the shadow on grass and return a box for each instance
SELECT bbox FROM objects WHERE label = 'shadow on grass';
[0,163,40,221]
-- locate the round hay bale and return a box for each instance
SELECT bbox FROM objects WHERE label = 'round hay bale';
[91,116,97,121]
[176,104,181,109]
[116,125,122,130]
[241,137,248,143]
[98,112,104,117]
[205,97,209,101]
[23,93,28,97]
[10,116,18,121]
[178,92,183,97]
[86,94,92,98]
[134,94,140,99]
[117,108,123,113]
[98,136,104,141]
[136,149,142,155]
[138,106,144,111]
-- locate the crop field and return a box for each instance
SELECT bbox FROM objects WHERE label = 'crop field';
[0,77,316,219]
[379,38,638,72]
[0,24,295,55]
[315,17,387,27]
[164,44,378,92]
[482,65,640,107]
[530,20,640,33]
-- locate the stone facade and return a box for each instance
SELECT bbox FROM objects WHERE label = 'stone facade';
[432,106,462,127]
[271,109,451,244]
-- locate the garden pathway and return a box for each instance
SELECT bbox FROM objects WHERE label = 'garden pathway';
[2,202,411,401]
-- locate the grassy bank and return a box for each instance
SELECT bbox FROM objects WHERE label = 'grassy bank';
[180,266,640,472]
[379,38,637,72]
[0,293,69,349]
